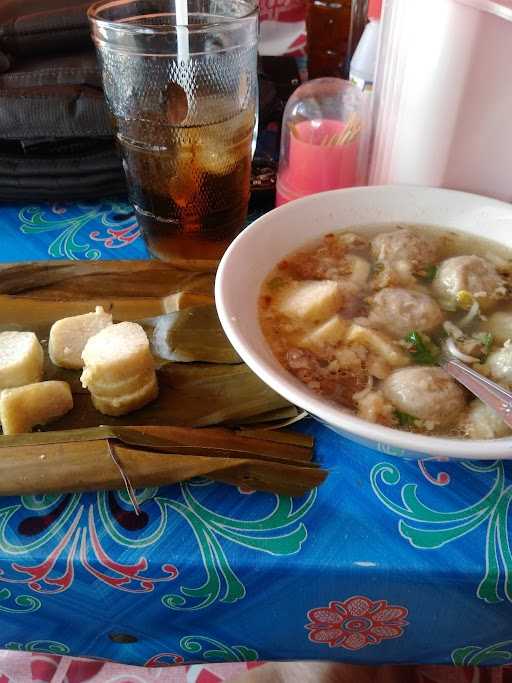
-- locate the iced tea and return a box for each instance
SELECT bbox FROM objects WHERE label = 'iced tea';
[89,0,258,267]
[117,106,255,267]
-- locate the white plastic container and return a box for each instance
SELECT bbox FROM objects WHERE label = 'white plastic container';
[349,0,382,89]
[370,0,512,202]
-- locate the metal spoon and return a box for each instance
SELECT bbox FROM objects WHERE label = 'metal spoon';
[440,353,512,429]
[166,80,189,125]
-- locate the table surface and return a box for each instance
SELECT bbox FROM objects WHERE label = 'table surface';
[0,199,511,669]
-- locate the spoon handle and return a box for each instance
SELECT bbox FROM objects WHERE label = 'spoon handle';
[441,358,512,429]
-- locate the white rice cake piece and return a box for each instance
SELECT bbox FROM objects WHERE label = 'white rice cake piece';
[275,280,344,323]
[91,375,159,417]
[86,367,156,398]
[0,380,73,435]
[0,331,44,389]
[346,323,410,368]
[49,306,113,369]
[299,316,349,352]
[81,321,154,387]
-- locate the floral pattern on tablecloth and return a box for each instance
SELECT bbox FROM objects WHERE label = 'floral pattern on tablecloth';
[305,596,409,651]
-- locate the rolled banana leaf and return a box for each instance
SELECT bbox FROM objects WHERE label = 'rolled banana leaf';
[0,261,215,298]
[0,426,325,496]
[0,425,314,463]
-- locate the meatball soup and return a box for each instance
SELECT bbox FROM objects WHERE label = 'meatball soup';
[259,226,512,439]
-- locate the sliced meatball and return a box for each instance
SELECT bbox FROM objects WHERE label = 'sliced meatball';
[487,345,512,386]
[432,255,504,311]
[368,288,444,338]
[371,228,440,271]
[464,400,511,439]
[382,366,466,426]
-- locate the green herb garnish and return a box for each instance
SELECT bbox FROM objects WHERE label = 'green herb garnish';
[482,332,493,354]
[423,264,438,282]
[473,331,494,361]
[404,330,440,365]
[394,410,418,428]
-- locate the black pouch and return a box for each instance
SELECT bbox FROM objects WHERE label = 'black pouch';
[0,2,125,200]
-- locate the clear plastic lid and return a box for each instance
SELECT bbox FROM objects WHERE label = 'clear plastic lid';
[276,78,364,206]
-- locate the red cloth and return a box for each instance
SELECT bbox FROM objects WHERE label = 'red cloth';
[0,651,509,683]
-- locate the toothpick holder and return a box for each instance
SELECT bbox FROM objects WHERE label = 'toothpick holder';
[276,78,363,206]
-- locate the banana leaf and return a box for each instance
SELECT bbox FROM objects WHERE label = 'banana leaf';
[0,425,314,464]
[0,439,325,497]
[0,261,215,299]
[235,406,303,426]
[143,305,240,363]
[237,409,309,431]
[0,426,324,496]
[49,362,291,429]
[0,261,300,431]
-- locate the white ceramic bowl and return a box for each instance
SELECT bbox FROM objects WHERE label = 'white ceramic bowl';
[216,186,512,460]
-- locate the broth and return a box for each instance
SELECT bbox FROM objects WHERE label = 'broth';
[259,224,512,439]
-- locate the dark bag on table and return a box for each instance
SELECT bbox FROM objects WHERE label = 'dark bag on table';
[0,0,125,200]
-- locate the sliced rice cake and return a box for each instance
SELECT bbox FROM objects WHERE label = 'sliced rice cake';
[49,306,113,369]
[0,331,44,389]
[0,380,73,434]
[81,321,155,388]
[85,367,156,399]
[91,375,159,417]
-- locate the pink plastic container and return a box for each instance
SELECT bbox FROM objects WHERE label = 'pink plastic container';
[276,78,363,206]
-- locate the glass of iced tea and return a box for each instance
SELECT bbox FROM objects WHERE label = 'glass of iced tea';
[89,0,258,269]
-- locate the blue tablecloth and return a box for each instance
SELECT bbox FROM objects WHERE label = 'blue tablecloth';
[0,199,511,668]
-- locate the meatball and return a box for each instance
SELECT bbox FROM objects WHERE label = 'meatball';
[487,345,512,386]
[465,400,510,439]
[432,255,504,311]
[368,288,444,338]
[371,228,440,271]
[383,366,466,426]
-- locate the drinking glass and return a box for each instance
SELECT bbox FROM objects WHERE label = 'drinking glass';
[89,0,258,269]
